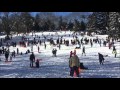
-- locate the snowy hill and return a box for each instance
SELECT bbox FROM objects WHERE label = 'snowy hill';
[0,31,120,78]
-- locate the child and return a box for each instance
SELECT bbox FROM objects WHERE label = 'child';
[35,59,39,68]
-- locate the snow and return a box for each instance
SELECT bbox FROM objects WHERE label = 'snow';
[0,31,120,78]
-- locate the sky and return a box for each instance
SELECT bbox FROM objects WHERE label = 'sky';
[31,12,72,16]
[31,12,93,17]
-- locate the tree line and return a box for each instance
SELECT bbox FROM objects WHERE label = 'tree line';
[0,12,119,38]
[0,12,87,37]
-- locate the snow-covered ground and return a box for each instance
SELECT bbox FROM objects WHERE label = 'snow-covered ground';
[0,31,120,78]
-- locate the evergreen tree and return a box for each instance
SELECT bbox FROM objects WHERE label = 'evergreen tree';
[87,12,109,34]
[67,21,74,30]
[1,12,11,38]
[73,19,81,32]
[20,12,34,33]
[80,21,86,31]
[108,12,120,38]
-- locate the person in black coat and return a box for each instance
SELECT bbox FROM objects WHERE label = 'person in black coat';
[29,52,35,67]
[98,53,104,65]
[82,46,86,56]
[17,48,19,54]
[38,46,40,53]
[5,51,9,61]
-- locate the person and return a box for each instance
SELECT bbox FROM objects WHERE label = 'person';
[70,51,73,58]
[114,50,117,58]
[113,48,117,58]
[82,46,86,56]
[52,48,57,57]
[78,40,81,48]
[20,52,23,55]
[54,49,57,57]
[17,48,19,54]
[99,39,101,47]
[31,45,33,52]
[35,59,39,68]
[44,43,46,49]
[2,46,4,54]
[112,46,116,53]
[29,52,35,68]
[74,49,76,55]
[27,49,30,53]
[58,44,61,50]
[90,40,93,47]
[38,46,40,53]
[5,51,9,62]
[103,41,106,47]
[69,53,80,77]
[98,53,104,65]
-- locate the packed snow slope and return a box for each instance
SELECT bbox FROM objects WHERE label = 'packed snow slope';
[0,31,120,78]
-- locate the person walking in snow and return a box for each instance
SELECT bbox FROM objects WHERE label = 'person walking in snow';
[70,51,73,58]
[29,52,35,68]
[98,53,104,65]
[5,50,9,62]
[99,39,102,47]
[58,44,61,50]
[82,46,86,56]
[17,48,19,54]
[112,47,117,58]
[44,43,46,49]
[38,46,40,53]
[69,53,80,77]
[112,46,116,53]
[114,49,117,58]
[90,39,93,47]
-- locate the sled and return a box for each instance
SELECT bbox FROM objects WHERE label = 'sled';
[73,67,82,77]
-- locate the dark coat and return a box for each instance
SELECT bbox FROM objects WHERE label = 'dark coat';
[5,51,9,58]
[30,54,35,61]
[98,53,104,61]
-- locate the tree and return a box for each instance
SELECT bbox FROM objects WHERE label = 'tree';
[67,21,74,30]
[10,12,26,34]
[108,12,120,38]
[20,12,34,33]
[1,12,12,39]
[58,16,63,30]
[94,12,109,34]
[73,19,81,32]
[80,21,86,31]
[87,12,109,34]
